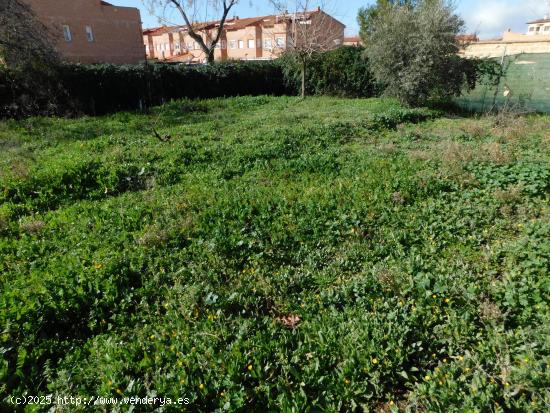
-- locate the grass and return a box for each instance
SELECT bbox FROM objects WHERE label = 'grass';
[1,96,549,412]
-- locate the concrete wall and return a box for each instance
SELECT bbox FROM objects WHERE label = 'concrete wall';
[25,0,144,64]
[464,37,550,58]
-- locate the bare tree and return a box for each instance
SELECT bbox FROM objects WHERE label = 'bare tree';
[269,0,343,97]
[144,0,239,63]
[0,0,58,68]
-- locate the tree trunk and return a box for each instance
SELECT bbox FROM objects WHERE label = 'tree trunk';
[207,49,215,64]
[301,60,306,98]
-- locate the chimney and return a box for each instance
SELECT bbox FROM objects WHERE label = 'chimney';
[317,6,321,12]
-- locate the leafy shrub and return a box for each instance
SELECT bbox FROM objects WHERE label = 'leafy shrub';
[364,1,481,106]
[371,107,440,129]
[281,46,379,97]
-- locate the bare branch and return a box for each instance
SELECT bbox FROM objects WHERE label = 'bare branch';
[268,0,344,97]
[145,0,239,63]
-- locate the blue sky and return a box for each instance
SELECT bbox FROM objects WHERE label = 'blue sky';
[116,0,550,38]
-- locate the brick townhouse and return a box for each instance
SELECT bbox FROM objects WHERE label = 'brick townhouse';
[144,8,345,63]
[24,0,145,64]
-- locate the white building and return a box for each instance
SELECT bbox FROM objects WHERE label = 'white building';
[526,16,550,36]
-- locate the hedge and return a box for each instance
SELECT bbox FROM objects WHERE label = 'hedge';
[0,49,380,118]
[281,46,380,98]
[0,61,289,117]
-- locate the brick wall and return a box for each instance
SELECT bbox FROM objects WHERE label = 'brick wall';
[25,0,144,64]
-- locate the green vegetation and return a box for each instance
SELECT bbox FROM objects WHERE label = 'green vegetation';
[1,96,549,411]
[281,46,379,98]
[362,0,480,106]
[0,62,288,118]
[1,51,382,118]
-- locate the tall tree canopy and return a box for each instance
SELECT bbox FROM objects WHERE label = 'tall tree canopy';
[357,0,419,42]
[0,0,58,68]
[361,0,477,106]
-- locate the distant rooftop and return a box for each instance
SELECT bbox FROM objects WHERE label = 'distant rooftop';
[527,18,550,25]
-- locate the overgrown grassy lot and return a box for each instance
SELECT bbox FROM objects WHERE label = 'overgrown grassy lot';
[1,96,549,412]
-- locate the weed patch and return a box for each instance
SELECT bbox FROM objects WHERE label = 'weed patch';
[0,97,548,412]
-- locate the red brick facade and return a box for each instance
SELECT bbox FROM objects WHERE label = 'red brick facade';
[25,0,144,64]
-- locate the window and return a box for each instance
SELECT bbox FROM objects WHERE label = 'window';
[529,27,535,32]
[62,25,72,42]
[187,42,193,50]
[175,43,180,50]
[229,40,237,49]
[248,39,255,49]
[276,37,285,47]
[85,25,94,42]
[263,38,272,49]
[238,40,244,49]
[545,26,550,31]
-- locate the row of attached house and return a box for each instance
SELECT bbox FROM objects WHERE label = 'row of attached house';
[22,0,144,64]
[143,8,346,63]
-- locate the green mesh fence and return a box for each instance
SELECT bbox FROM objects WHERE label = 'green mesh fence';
[456,53,550,113]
